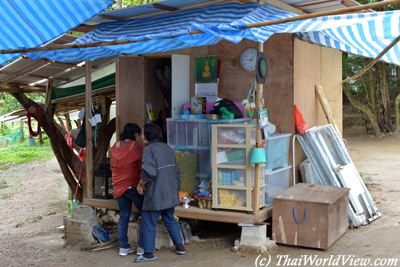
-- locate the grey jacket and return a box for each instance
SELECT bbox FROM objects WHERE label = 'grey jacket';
[141,141,180,211]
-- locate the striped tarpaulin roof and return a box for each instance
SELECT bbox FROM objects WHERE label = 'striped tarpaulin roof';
[28,2,400,65]
[282,10,400,65]
[0,0,112,66]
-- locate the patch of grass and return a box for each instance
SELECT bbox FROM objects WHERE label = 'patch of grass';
[0,141,54,170]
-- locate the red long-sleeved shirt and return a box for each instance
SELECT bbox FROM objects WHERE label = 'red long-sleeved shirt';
[110,140,143,199]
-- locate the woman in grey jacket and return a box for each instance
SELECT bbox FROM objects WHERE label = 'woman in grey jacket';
[135,123,185,263]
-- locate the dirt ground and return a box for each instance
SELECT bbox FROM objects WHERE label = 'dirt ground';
[0,127,399,267]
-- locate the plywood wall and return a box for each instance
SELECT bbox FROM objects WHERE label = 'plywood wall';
[115,56,145,134]
[207,35,295,134]
[208,39,257,101]
[263,34,295,134]
[320,47,343,133]
[293,39,343,183]
[293,39,321,128]
[293,39,343,133]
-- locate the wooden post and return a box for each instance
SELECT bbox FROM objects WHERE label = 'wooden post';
[64,113,72,132]
[315,85,341,136]
[19,119,24,143]
[253,42,264,216]
[44,79,53,113]
[76,119,82,128]
[56,116,66,132]
[38,131,43,145]
[85,61,94,198]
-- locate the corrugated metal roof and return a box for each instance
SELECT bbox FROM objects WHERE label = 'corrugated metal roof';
[86,0,359,25]
[280,0,359,13]
[87,0,241,25]
[0,34,114,89]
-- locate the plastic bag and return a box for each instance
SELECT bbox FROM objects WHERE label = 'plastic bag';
[92,222,110,243]
[212,98,243,119]
[294,105,308,136]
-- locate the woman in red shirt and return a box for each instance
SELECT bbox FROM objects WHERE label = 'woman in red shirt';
[110,123,144,257]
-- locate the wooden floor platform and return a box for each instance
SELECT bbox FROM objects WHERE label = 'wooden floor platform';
[83,197,272,224]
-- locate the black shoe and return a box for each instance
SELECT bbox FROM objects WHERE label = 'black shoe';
[175,244,186,255]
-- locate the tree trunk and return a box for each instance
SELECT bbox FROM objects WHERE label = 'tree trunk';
[376,62,393,132]
[395,93,400,133]
[343,84,382,136]
[367,68,377,113]
[11,92,84,201]
[93,118,116,166]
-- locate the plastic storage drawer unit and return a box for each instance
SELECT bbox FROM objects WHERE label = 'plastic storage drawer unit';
[265,166,291,205]
[265,133,291,171]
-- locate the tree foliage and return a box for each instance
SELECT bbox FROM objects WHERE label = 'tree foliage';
[112,0,158,9]
[0,92,44,115]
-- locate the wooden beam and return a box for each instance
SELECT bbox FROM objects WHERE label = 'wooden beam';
[100,13,125,21]
[0,84,46,93]
[82,197,272,224]
[71,24,96,33]
[0,71,68,82]
[341,0,359,7]
[0,61,51,83]
[65,113,72,132]
[100,0,230,22]
[259,0,305,14]
[51,86,115,104]
[294,0,333,8]
[153,3,179,11]
[44,79,53,112]
[85,61,94,198]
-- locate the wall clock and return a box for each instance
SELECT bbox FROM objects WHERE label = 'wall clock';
[240,48,258,72]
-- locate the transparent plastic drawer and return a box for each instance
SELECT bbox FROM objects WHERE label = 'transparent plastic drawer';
[218,189,246,208]
[217,169,246,187]
[216,148,246,165]
[217,127,247,145]
[265,166,291,204]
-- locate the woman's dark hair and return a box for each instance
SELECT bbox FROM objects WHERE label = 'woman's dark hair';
[144,123,163,142]
[120,123,141,141]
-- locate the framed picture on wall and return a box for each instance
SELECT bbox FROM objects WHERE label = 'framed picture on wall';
[196,55,217,83]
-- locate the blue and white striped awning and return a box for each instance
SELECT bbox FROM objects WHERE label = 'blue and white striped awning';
[0,0,112,66]
[28,2,400,65]
[283,10,400,65]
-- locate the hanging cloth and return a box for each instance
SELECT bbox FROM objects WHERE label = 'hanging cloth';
[26,105,41,137]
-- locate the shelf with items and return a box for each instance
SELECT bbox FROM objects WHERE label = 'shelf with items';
[212,123,265,212]
[167,118,254,197]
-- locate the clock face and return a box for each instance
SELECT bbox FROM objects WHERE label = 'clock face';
[240,48,258,72]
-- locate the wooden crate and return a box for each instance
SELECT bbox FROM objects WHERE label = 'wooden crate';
[272,183,349,250]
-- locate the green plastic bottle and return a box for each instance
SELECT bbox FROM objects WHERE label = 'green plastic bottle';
[67,197,73,218]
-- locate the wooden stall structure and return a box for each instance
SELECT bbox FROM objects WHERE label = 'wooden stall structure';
[0,0,353,225]
[81,33,343,223]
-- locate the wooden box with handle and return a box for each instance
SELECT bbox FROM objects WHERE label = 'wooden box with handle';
[272,183,349,250]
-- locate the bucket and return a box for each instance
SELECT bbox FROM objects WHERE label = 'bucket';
[27,137,36,146]
[250,147,266,164]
